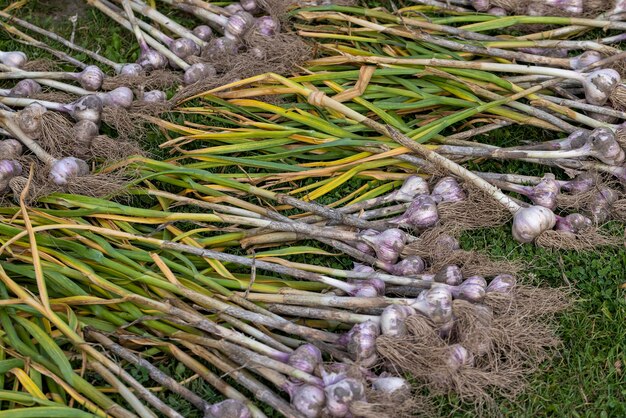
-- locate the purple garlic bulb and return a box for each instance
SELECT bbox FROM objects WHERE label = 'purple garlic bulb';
[530,173,560,210]
[137,49,169,71]
[488,6,507,15]
[49,157,89,185]
[143,90,167,102]
[486,274,516,293]
[352,263,375,274]
[371,376,410,395]
[206,399,251,418]
[0,51,27,68]
[555,213,592,234]
[225,12,255,39]
[561,172,595,194]
[18,103,46,139]
[381,305,415,337]
[78,65,105,91]
[569,50,603,70]
[390,255,426,276]
[205,37,241,59]
[193,25,213,41]
[255,16,280,37]
[431,176,466,203]
[68,95,103,124]
[589,127,625,165]
[240,0,260,13]
[434,265,463,286]
[411,286,453,326]
[394,175,430,202]
[360,228,407,264]
[171,38,201,59]
[583,69,621,106]
[183,63,217,86]
[355,229,378,256]
[434,233,460,251]
[0,159,23,192]
[324,376,366,417]
[8,79,41,98]
[350,278,385,298]
[288,344,322,375]
[119,63,143,76]
[0,139,23,159]
[97,87,134,108]
[512,206,557,243]
[446,344,474,371]
[451,278,486,303]
[588,187,618,223]
[391,195,439,229]
[471,0,491,11]
[292,385,325,418]
[224,3,245,13]
[347,321,380,366]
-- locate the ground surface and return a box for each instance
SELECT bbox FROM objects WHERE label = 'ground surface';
[1,1,626,417]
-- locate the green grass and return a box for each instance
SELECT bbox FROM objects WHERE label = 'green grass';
[1,1,626,417]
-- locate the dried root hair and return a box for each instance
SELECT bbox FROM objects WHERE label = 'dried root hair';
[21,58,60,72]
[172,31,312,104]
[535,229,623,250]
[101,101,170,141]
[377,315,514,412]
[610,84,626,111]
[437,185,512,234]
[101,69,181,92]
[555,174,611,212]
[9,157,131,204]
[32,90,78,104]
[403,226,524,277]
[37,111,76,159]
[350,389,428,418]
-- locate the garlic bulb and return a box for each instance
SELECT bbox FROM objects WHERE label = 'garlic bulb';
[206,399,251,418]
[183,63,217,86]
[354,229,378,256]
[471,0,491,11]
[451,279,486,303]
[589,127,625,165]
[324,377,366,417]
[555,213,592,234]
[255,16,280,37]
[347,321,380,365]
[17,103,46,139]
[119,63,143,76]
[486,274,516,293]
[530,173,560,210]
[489,6,507,15]
[371,376,410,395]
[446,344,474,371]
[394,175,430,202]
[288,344,322,375]
[72,120,99,152]
[68,95,103,124]
[561,172,594,194]
[360,228,407,264]
[49,157,89,185]
[240,0,260,13]
[511,206,556,243]
[434,265,463,286]
[391,195,439,229]
[569,50,603,70]
[292,385,325,418]
[78,65,105,91]
[381,305,415,337]
[8,79,41,98]
[0,139,23,159]
[143,90,167,102]
[431,177,466,203]
[193,25,213,41]
[171,38,201,59]
[97,87,134,108]
[583,69,621,106]
[137,49,169,71]
[0,159,22,193]
[0,51,27,68]
[434,233,460,251]
[588,187,618,223]
[411,286,453,325]
[225,12,255,39]
[353,263,375,274]
[390,255,426,276]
